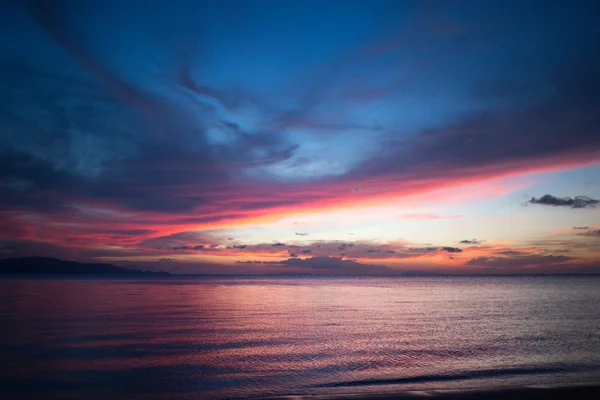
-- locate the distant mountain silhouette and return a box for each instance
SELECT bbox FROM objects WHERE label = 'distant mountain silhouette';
[0,257,170,275]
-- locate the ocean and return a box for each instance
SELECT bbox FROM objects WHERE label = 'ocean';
[1,276,599,399]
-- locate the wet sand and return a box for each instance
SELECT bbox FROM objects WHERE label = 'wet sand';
[258,384,600,400]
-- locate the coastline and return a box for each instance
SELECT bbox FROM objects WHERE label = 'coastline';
[255,383,600,400]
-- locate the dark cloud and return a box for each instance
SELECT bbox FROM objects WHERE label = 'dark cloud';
[232,245,246,249]
[0,2,296,222]
[573,227,590,230]
[271,242,286,247]
[528,195,600,209]
[295,232,308,236]
[441,247,463,253]
[301,249,312,254]
[408,247,438,253]
[458,239,483,245]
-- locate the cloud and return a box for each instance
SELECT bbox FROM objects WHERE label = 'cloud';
[577,230,600,238]
[458,239,483,245]
[527,238,600,255]
[271,242,286,247]
[495,250,531,256]
[295,232,308,236]
[573,227,590,230]
[278,256,391,275]
[466,254,574,268]
[441,247,463,253]
[528,195,600,209]
[408,247,438,253]
[347,53,600,201]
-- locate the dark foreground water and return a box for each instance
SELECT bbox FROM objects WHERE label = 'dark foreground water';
[1,276,600,399]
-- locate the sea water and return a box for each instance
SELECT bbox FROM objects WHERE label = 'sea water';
[1,276,599,399]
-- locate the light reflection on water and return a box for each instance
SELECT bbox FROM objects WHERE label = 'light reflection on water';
[1,276,600,399]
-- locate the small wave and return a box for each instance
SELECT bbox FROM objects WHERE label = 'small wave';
[318,366,586,388]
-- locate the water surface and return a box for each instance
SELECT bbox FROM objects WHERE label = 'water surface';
[1,276,599,399]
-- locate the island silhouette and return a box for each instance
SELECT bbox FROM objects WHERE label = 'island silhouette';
[0,257,170,275]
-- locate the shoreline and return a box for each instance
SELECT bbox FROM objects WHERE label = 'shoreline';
[253,383,600,400]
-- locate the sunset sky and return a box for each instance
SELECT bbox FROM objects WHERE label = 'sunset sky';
[1,0,599,274]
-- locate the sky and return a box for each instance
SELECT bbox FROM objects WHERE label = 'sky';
[1,0,600,274]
